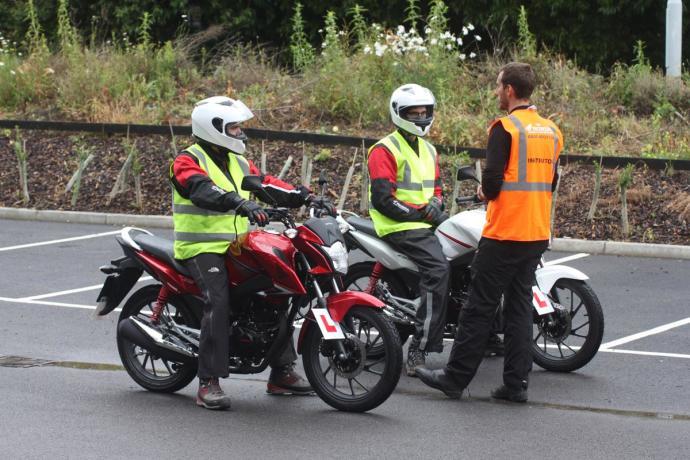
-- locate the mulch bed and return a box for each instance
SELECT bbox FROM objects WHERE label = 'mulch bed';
[1,131,688,245]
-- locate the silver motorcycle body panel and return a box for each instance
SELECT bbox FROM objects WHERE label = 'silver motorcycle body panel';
[348,230,419,272]
[435,209,486,259]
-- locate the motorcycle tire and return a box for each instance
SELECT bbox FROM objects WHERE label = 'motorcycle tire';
[342,262,413,348]
[117,284,200,393]
[302,307,402,412]
[531,279,604,372]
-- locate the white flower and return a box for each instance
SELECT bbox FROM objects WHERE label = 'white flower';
[338,31,345,36]
[462,27,468,36]
[318,29,323,33]
[474,35,482,42]
[374,42,387,57]
[0,62,4,66]
[430,38,438,45]
[446,44,453,50]
[181,14,187,18]
[456,37,463,45]
[363,45,372,54]
[459,53,466,61]
[397,25,405,34]
[470,52,476,58]
[468,24,475,31]
[10,69,16,75]
[17,52,22,56]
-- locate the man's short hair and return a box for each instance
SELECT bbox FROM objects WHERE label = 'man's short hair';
[499,62,536,99]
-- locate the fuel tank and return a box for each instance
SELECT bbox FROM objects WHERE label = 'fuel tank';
[435,209,485,260]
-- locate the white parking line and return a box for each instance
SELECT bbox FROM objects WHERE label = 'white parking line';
[600,317,690,350]
[544,253,589,266]
[600,348,690,359]
[0,296,96,310]
[20,276,153,301]
[0,230,121,252]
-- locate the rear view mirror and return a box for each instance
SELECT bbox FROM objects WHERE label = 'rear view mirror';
[241,175,263,192]
[456,166,479,182]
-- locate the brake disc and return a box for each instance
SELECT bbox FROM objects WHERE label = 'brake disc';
[325,333,367,379]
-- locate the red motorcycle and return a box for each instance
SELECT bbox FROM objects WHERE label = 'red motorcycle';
[96,176,402,412]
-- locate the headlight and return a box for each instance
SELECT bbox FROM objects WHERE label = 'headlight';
[323,241,349,274]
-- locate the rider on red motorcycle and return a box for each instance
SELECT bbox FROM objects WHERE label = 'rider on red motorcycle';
[171,96,332,409]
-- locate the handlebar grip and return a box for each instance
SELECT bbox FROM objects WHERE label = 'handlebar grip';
[455,195,480,204]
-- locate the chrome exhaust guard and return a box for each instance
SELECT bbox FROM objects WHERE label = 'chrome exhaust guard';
[118,316,198,364]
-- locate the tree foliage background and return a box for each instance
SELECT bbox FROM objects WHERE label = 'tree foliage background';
[0,0,688,71]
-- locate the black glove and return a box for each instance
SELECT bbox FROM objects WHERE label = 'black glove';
[423,197,449,226]
[236,200,269,227]
[309,196,337,217]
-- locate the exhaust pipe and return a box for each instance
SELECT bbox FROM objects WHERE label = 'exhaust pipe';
[118,316,197,365]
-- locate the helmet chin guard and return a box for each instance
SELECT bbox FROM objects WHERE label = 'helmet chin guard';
[192,96,254,154]
[389,83,436,137]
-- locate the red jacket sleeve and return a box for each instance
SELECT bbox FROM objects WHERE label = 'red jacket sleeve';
[172,153,208,187]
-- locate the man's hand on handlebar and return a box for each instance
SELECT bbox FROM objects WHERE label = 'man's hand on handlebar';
[423,197,449,226]
[236,200,269,226]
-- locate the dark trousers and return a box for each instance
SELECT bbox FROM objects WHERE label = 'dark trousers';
[446,237,548,389]
[183,253,296,379]
[384,228,450,353]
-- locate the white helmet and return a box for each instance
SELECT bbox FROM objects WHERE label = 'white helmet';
[191,96,254,154]
[389,83,436,137]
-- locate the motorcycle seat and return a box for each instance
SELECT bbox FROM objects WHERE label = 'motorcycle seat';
[346,216,379,238]
[132,233,192,277]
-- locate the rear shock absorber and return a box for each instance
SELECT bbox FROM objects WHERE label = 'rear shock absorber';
[364,262,385,295]
[151,285,172,324]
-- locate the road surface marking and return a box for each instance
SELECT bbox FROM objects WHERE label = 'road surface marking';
[0,230,121,252]
[600,317,690,349]
[544,253,589,266]
[20,276,153,301]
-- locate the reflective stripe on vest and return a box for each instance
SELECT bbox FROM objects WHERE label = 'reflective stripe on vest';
[368,131,437,237]
[482,109,563,241]
[171,144,250,259]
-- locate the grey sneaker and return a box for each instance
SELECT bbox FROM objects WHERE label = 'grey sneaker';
[267,364,313,395]
[196,377,232,410]
[405,340,427,377]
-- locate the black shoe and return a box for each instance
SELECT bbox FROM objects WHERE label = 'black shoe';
[416,368,465,399]
[406,341,427,377]
[267,364,314,395]
[485,333,505,357]
[491,384,528,403]
[196,377,232,410]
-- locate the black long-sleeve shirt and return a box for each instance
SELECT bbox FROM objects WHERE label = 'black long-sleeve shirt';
[483,105,560,200]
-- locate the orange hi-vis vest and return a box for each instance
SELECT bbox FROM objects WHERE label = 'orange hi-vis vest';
[482,107,563,241]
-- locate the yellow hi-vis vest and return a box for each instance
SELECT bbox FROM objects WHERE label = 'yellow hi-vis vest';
[171,144,250,260]
[368,130,437,237]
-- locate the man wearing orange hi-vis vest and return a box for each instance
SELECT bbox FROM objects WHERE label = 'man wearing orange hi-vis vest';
[418,62,563,403]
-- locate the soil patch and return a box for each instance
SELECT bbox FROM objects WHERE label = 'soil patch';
[1,131,688,245]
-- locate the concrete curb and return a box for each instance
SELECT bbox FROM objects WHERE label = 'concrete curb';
[2,207,690,260]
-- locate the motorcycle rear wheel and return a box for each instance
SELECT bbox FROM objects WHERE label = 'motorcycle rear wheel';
[302,307,402,412]
[117,285,199,393]
[531,279,604,372]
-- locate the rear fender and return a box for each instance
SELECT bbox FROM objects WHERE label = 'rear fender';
[535,264,588,293]
[95,256,143,316]
[297,291,385,353]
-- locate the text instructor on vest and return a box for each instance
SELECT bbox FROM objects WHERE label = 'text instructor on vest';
[368,84,449,377]
[417,62,563,403]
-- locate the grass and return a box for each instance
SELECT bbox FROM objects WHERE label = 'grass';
[0,1,689,160]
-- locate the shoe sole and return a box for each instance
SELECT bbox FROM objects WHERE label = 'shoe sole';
[196,398,231,410]
[266,384,315,396]
[491,394,527,403]
[405,366,419,377]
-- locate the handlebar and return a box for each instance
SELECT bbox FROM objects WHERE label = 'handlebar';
[455,194,482,205]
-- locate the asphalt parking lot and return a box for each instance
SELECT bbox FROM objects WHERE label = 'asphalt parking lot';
[1,218,689,458]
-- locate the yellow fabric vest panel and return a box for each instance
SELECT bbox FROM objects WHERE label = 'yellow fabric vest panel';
[171,144,250,260]
[482,108,563,241]
[368,130,437,237]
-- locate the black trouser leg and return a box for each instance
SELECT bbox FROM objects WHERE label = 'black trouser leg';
[445,238,518,385]
[502,249,544,388]
[269,330,298,369]
[384,228,450,353]
[183,253,231,379]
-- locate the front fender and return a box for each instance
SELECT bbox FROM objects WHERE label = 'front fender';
[297,291,385,354]
[535,264,588,293]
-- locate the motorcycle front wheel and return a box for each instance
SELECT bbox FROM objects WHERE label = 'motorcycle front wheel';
[531,279,604,372]
[117,285,199,393]
[302,307,402,412]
